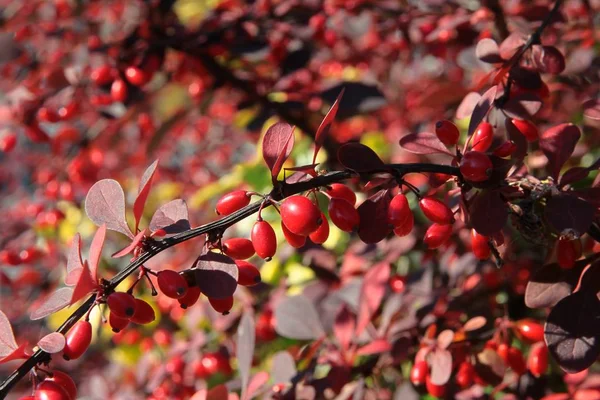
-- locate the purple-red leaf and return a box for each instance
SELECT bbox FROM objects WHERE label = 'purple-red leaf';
[85,179,133,238]
[429,348,453,385]
[559,158,600,187]
[545,194,594,236]
[469,190,507,236]
[274,295,324,340]
[468,86,497,136]
[193,252,238,299]
[525,258,589,309]
[583,99,600,120]
[337,142,386,172]
[456,92,481,120]
[476,38,502,63]
[357,190,393,244]
[65,234,83,286]
[0,310,18,358]
[149,199,190,234]
[356,339,392,356]
[112,229,146,258]
[498,33,526,60]
[134,160,158,231]
[70,261,97,305]
[88,224,105,281]
[313,89,344,163]
[30,287,74,320]
[356,262,390,335]
[399,132,453,156]
[540,123,581,179]
[501,93,542,119]
[263,122,295,179]
[237,312,255,399]
[334,304,355,352]
[535,45,566,74]
[37,332,65,354]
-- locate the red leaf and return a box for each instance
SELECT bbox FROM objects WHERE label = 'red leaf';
[544,194,594,236]
[313,89,344,163]
[0,344,29,364]
[334,304,355,352]
[456,92,481,119]
[65,234,83,286]
[206,385,228,400]
[0,310,18,358]
[193,252,238,299]
[30,287,74,320]
[263,122,295,179]
[133,160,158,231]
[469,190,507,236]
[112,229,146,258]
[357,190,393,244]
[85,179,133,238]
[149,199,190,234]
[399,132,453,156]
[70,261,97,305]
[88,224,106,281]
[356,262,390,335]
[37,332,65,354]
[583,99,600,120]
[540,123,581,180]
[468,86,497,136]
[356,339,391,356]
[501,93,542,119]
[338,143,386,172]
[476,38,502,63]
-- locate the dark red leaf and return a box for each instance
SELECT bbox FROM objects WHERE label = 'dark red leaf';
[357,190,393,244]
[356,262,390,335]
[112,229,146,258]
[337,142,386,172]
[65,234,83,286]
[474,349,505,386]
[505,118,529,160]
[456,92,481,120]
[534,45,566,74]
[572,187,600,207]
[476,38,502,63]
[0,310,18,358]
[334,304,355,352]
[37,332,65,354]
[545,194,594,236]
[468,86,497,136]
[274,295,324,340]
[262,122,295,179]
[133,160,158,231]
[30,287,74,320]
[149,199,190,234]
[194,252,238,299]
[545,291,600,373]
[525,259,589,308]
[237,312,255,398]
[540,123,581,180]
[583,99,600,120]
[399,132,453,156]
[70,261,97,305]
[498,33,526,60]
[313,89,344,163]
[356,339,392,356]
[469,190,507,235]
[501,93,542,119]
[85,179,133,238]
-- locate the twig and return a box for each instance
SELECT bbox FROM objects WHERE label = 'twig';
[485,0,510,40]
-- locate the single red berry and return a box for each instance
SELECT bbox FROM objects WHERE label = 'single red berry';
[109,312,129,333]
[512,119,538,142]
[472,121,493,152]
[497,344,526,375]
[188,80,204,100]
[388,193,412,228]
[215,190,250,215]
[471,229,490,260]
[251,220,277,261]
[419,197,454,224]
[280,195,322,236]
[527,342,548,377]
[410,360,428,386]
[37,107,60,123]
[90,65,113,86]
[0,250,22,265]
[222,238,255,260]
[424,224,453,249]
[435,120,460,146]
[157,270,188,299]
[35,381,70,400]
[557,238,582,269]
[47,371,77,400]
[326,183,356,206]
[209,296,234,315]
[0,133,17,152]
[106,292,137,319]
[124,66,150,86]
[460,151,493,182]
[389,275,406,293]
[63,320,92,360]
[425,374,446,398]
[130,299,156,324]
[514,319,545,343]
[194,352,231,377]
[456,361,474,388]
[110,79,128,102]
[281,222,307,248]
[178,286,201,309]
[493,140,517,157]
[309,213,330,244]
[328,198,359,232]
[236,260,261,287]
[255,310,277,341]
[58,102,78,120]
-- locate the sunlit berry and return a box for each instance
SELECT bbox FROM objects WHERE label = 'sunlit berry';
[389,275,406,293]
[460,151,493,182]
[280,196,322,236]
[512,119,538,142]
[456,361,474,388]
[107,292,137,319]
[326,183,356,206]
[471,229,490,259]
[208,296,234,315]
[90,65,113,86]
[47,371,76,400]
[423,224,453,249]
[215,190,250,215]
[157,270,188,299]
[251,220,277,261]
[514,319,544,343]
[235,260,261,287]
[109,312,129,333]
[388,193,412,228]
[281,222,307,248]
[435,120,460,146]
[124,66,150,86]
[410,360,428,386]
[222,238,255,260]
[328,198,359,232]
[35,381,70,400]
[527,342,548,377]
[309,213,330,244]
[472,121,493,152]
[0,133,17,153]
[425,374,446,398]
[110,79,128,102]
[493,141,517,157]
[178,286,201,309]
[63,320,92,360]
[130,299,155,324]
[419,197,454,224]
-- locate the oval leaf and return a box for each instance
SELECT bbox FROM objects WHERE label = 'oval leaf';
[399,132,453,156]
[429,348,453,385]
[237,312,255,398]
[476,38,502,63]
[263,122,295,179]
[525,259,588,309]
[456,92,481,120]
[134,160,158,231]
[37,332,65,354]
[356,262,390,335]
[30,287,74,320]
[501,93,542,119]
[0,310,18,357]
[274,295,324,340]
[540,123,581,180]
[271,351,297,384]
[194,253,238,299]
[149,199,190,234]
[338,142,386,172]
[468,86,497,136]
[357,190,393,244]
[545,194,594,236]
[583,99,600,120]
[469,190,507,236]
[85,179,133,238]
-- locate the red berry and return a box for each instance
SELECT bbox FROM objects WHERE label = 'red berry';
[251,220,277,261]
[281,222,307,248]
[58,102,78,120]
[493,140,517,157]
[110,79,128,102]
[109,312,129,333]
[497,344,526,375]
[424,224,453,249]
[425,374,446,398]
[215,190,250,215]
[194,352,231,377]
[328,198,359,232]
[389,275,406,293]
[410,360,428,386]
[107,292,137,319]
[124,66,150,86]
[209,296,234,314]
[0,133,17,152]
[456,361,474,388]
[419,197,454,224]
[527,342,548,377]
[514,319,544,343]
[178,286,201,309]
[280,195,322,236]
[388,194,412,228]
[435,120,460,146]
[255,310,277,341]
[63,320,92,360]
[326,183,356,206]
[472,121,493,152]
[309,213,330,244]
[47,371,76,400]
[37,107,60,123]
[157,270,188,299]
[236,260,261,286]
[460,151,493,182]
[471,229,490,260]
[35,381,70,400]
[557,238,582,269]
[90,65,113,86]
[512,119,538,142]
[222,238,255,259]
[130,299,155,324]
[0,250,22,265]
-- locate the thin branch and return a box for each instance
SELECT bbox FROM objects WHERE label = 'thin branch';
[485,0,510,40]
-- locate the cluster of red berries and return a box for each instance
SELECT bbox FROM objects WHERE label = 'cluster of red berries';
[22,370,77,400]
[0,247,43,266]
[89,63,155,105]
[106,291,156,333]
